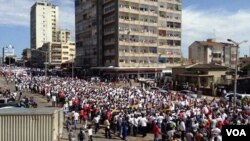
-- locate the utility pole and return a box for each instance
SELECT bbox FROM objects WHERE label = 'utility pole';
[72,55,74,79]
[45,51,48,80]
[227,39,248,108]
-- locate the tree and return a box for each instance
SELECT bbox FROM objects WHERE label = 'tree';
[240,64,250,77]
[5,56,15,65]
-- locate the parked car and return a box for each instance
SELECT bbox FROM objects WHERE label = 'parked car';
[0,98,18,108]
[161,85,170,91]
[180,90,197,98]
[220,93,250,104]
[90,77,100,82]
[0,98,15,104]
[148,87,168,93]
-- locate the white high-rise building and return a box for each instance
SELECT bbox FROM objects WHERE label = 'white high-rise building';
[30,1,59,49]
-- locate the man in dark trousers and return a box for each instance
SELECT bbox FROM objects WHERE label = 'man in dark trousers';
[78,128,86,141]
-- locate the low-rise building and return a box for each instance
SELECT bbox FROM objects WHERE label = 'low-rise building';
[22,48,31,60]
[31,42,75,68]
[189,39,236,69]
[22,48,32,66]
[172,63,231,89]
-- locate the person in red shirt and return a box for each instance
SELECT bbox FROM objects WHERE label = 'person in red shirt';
[217,120,223,129]
[79,109,84,124]
[223,117,229,125]
[205,120,210,130]
[153,123,161,141]
[106,110,111,121]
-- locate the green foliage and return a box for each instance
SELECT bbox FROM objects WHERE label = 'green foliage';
[241,64,250,71]
[242,96,249,105]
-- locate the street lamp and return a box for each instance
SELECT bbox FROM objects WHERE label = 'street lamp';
[227,39,248,107]
[71,54,74,79]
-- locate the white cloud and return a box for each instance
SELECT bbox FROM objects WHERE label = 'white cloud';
[0,0,34,26]
[58,0,75,40]
[1,1,250,56]
[0,0,75,39]
[182,7,250,57]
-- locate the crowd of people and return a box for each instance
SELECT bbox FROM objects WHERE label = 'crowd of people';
[1,67,250,141]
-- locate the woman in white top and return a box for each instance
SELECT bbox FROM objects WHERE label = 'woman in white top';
[88,126,93,141]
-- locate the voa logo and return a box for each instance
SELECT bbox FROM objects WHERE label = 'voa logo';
[226,129,247,136]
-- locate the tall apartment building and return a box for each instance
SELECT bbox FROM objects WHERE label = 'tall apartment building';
[75,0,100,68]
[189,39,237,69]
[30,1,59,49]
[75,0,182,77]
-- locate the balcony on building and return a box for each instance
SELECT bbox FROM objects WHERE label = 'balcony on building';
[104,15,115,25]
[104,50,116,56]
[103,3,115,15]
[119,25,158,37]
[103,0,113,4]
[104,39,116,46]
[119,2,158,16]
[104,28,115,36]
[141,0,158,6]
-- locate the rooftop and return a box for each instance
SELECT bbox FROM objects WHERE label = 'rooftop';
[190,64,228,69]
[174,63,228,70]
[196,41,234,47]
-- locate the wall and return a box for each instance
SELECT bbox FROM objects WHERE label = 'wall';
[172,67,187,78]
[0,108,63,141]
[0,114,53,141]
[208,70,226,83]
[189,42,205,63]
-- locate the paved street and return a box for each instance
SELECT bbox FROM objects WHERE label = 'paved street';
[0,76,155,141]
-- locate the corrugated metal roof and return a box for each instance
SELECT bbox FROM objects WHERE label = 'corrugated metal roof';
[173,63,228,70]
[196,41,233,47]
[0,108,58,115]
[190,64,228,69]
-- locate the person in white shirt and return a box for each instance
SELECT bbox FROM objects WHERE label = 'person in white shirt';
[211,128,222,141]
[52,94,56,107]
[157,113,164,125]
[133,115,139,136]
[139,114,148,137]
[167,128,176,140]
[104,118,111,139]
[93,115,100,134]
[46,92,51,102]
[12,92,17,99]
[88,126,93,141]
[129,115,134,135]
[73,111,79,129]
[179,119,186,141]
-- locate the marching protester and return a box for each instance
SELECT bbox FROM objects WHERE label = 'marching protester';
[1,66,250,141]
